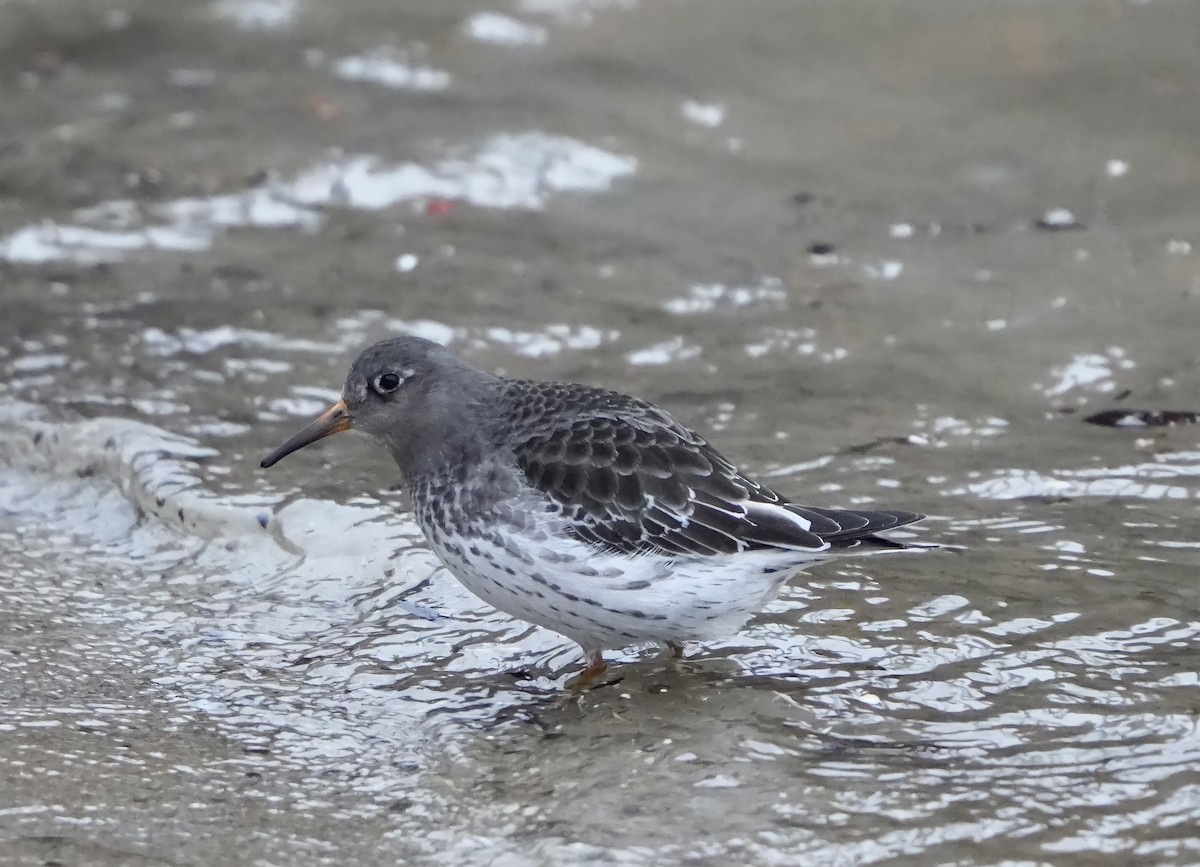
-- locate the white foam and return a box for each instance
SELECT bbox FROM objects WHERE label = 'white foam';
[140,326,338,356]
[482,324,619,358]
[0,222,209,264]
[333,51,451,91]
[681,101,726,128]
[626,337,701,366]
[517,0,638,25]
[743,327,847,364]
[1038,349,1135,398]
[462,12,548,46]
[948,457,1200,501]
[212,0,300,30]
[1040,206,1079,228]
[864,260,904,281]
[369,317,619,360]
[912,413,1008,446]
[0,133,635,264]
[10,353,69,372]
[662,278,785,315]
[161,189,323,231]
[286,133,635,211]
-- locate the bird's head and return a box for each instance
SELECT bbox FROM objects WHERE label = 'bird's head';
[260,335,493,475]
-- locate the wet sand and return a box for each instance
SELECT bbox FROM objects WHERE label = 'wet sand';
[2,1,1200,864]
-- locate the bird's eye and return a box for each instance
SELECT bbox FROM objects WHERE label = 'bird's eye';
[372,372,402,394]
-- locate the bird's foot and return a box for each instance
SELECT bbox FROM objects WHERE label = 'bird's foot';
[566,650,610,693]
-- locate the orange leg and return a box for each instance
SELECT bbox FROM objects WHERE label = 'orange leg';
[566,648,609,692]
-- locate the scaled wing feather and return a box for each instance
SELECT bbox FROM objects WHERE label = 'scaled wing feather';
[505,381,922,558]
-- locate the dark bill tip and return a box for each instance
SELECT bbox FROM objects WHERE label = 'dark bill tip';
[260,399,352,468]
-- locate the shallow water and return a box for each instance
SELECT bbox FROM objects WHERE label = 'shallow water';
[2,1,1200,864]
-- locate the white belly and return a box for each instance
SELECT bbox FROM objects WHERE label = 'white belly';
[419,517,824,651]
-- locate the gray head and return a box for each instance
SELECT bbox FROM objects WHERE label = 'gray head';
[260,335,500,478]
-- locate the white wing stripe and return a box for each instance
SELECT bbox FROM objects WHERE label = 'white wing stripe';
[744,500,813,531]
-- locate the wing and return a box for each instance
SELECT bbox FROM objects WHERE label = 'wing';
[506,383,922,558]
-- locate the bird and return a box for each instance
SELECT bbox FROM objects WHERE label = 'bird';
[260,335,931,689]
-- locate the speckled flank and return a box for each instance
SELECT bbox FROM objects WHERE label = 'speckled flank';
[411,467,792,647]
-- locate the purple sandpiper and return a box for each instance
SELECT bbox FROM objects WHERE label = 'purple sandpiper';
[262,336,929,689]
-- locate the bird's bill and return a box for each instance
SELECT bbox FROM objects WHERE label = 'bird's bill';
[260,399,353,468]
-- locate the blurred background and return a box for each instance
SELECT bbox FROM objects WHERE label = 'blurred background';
[2,1,1199,864]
